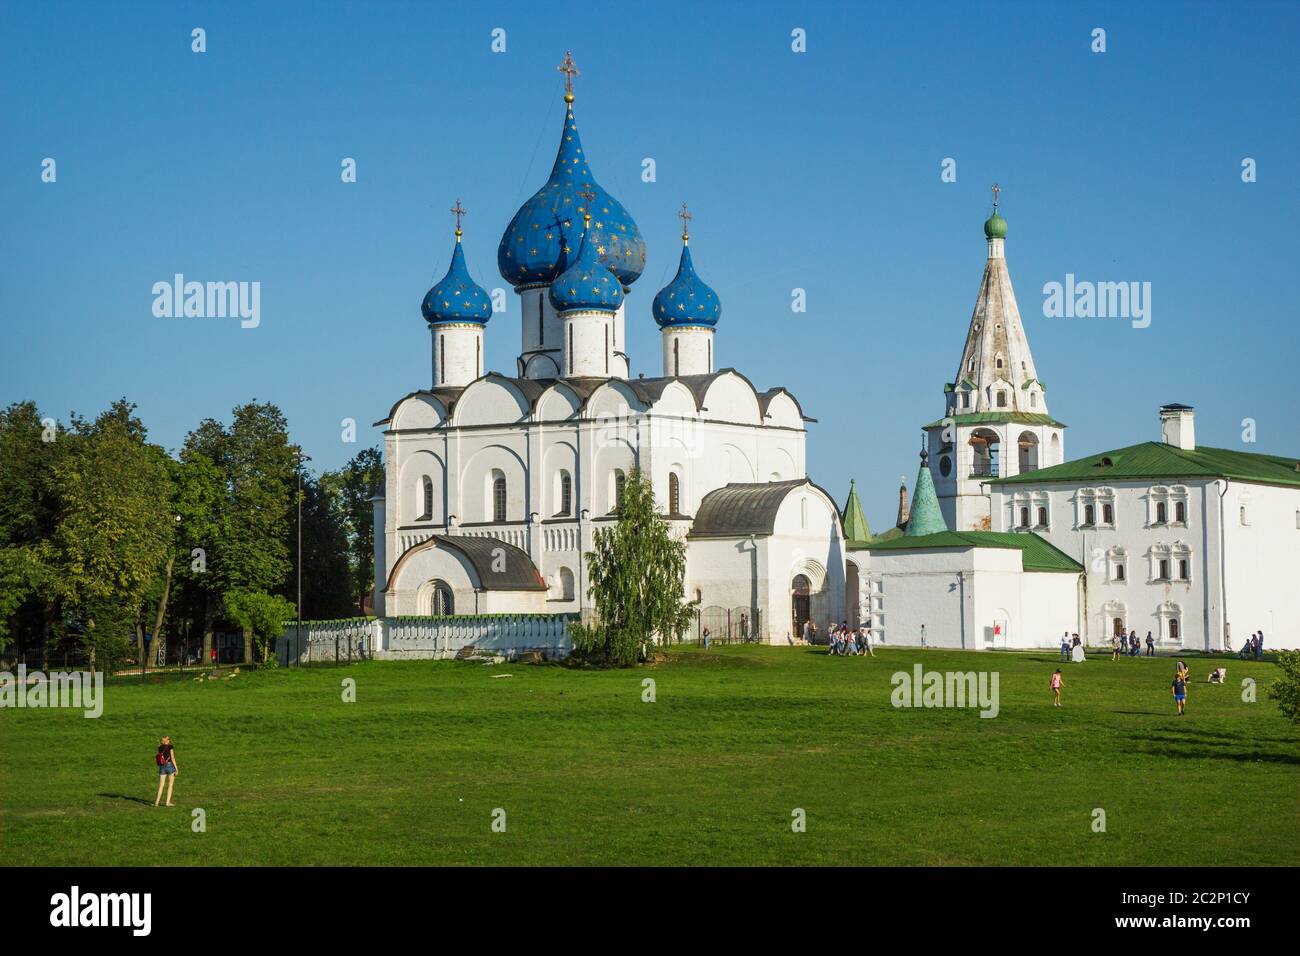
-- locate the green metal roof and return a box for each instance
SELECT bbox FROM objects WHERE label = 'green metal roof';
[841,479,872,546]
[864,530,1084,573]
[905,455,948,536]
[990,441,1300,489]
[923,411,1067,429]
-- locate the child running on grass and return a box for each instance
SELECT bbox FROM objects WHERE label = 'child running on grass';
[1172,674,1187,716]
[1050,668,1063,707]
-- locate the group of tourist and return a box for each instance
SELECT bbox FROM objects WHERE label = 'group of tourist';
[1058,633,1084,662]
[1109,630,1155,659]
[1239,631,1266,659]
[825,622,873,657]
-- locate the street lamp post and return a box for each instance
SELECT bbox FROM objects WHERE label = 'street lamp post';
[297,452,312,667]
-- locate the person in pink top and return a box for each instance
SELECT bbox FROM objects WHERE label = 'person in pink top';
[1050,669,1063,708]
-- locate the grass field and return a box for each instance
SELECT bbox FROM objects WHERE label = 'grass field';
[1,645,1296,866]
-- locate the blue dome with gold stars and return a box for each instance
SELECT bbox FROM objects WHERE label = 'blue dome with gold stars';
[653,241,720,328]
[422,238,491,325]
[497,100,645,290]
[548,225,623,314]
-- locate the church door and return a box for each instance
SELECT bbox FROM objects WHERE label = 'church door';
[791,574,811,640]
[1112,617,1125,638]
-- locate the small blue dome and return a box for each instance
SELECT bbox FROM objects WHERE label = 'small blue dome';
[422,239,491,325]
[548,226,623,314]
[653,242,720,328]
[498,102,645,289]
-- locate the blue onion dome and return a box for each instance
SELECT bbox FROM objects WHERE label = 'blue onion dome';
[497,99,645,289]
[422,228,491,325]
[653,222,721,328]
[547,217,623,313]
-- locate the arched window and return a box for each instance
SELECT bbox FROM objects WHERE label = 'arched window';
[1169,618,1180,641]
[996,391,1008,408]
[428,580,453,616]
[1158,558,1170,580]
[1037,506,1048,527]
[559,472,572,517]
[559,567,575,601]
[420,475,434,520]
[613,470,626,513]
[1084,504,1095,526]
[1019,506,1030,528]
[439,333,446,383]
[1156,501,1167,524]
[1178,558,1189,581]
[668,472,681,515]
[800,497,808,529]
[995,354,1004,369]
[673,339,680,377]
[1174,501,1186,524]
[1102,503,1114,525]
[493,475,507,523]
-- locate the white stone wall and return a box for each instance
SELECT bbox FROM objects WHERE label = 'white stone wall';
[561,310,616,377]
[661,326,714,377]
[1220,480,1300,649]
[431,323,484,388]
[859,546,1078,649]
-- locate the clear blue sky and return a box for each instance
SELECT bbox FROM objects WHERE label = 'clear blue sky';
[3,0,1297,531]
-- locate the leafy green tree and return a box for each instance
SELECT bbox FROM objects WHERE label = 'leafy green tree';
[572,469,694,666]
[296,471,354,620]
[53,400,173,669]
[1267,650,1300,725]
[0,402,67,659]
[182,402,297,662]
[224,589,296,666]
[320,446,384,613]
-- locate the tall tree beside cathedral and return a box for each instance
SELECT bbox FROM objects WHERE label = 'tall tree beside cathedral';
[573,469,694,666]
[181,401,297,663]
[319,446,385,614]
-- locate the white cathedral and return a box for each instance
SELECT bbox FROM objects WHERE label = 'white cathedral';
[367,56,1298,654]
[371,58,845,643]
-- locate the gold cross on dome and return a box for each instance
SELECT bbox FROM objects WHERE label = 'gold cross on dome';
[557,51,579,98]
[577,185,596,222]
[677,202,692,241]
[450,199,467,237]
[991,183,1000,208]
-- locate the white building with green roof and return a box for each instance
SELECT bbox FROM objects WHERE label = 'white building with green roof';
[989,404,1300,650]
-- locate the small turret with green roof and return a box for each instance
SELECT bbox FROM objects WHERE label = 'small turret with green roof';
[905,449,949,537]
[841,479,872,546]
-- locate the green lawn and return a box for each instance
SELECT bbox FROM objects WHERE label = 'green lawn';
[2,645,1296,866]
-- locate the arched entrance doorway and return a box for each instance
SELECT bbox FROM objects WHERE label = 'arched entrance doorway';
[792,574,811,640]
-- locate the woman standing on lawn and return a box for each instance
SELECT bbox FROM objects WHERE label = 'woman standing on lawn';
[154,735,179,807]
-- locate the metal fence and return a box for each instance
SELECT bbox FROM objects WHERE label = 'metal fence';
[688,605,762,645]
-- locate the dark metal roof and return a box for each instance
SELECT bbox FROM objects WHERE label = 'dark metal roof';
[385,534,547,591]
[689,478,814,538]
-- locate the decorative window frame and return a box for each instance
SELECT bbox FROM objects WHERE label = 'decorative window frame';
[1076,488,1098,529]
[1033,491,1050,530]
[1157,601,1183,643]
[1107,545,1128,584]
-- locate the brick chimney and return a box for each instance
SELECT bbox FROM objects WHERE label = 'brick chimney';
[1159,403,1196,451]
